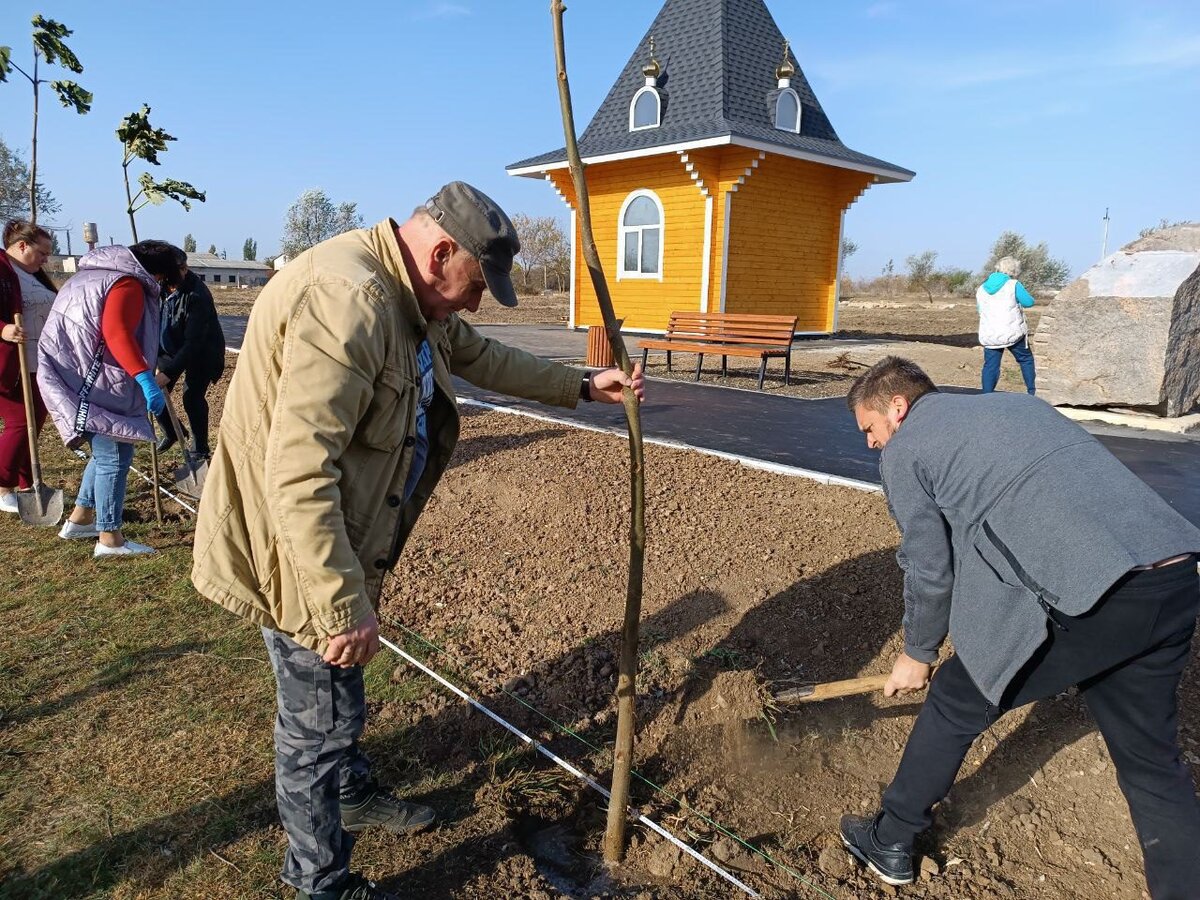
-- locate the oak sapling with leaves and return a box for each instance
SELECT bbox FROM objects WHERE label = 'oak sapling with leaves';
[117,104,206,242]
[0,15,93,224]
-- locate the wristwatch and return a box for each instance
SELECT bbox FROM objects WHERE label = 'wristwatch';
[580,374,593,401]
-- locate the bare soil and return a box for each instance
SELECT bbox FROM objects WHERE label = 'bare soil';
[461,290,572,326]
[210,284,261,318]
[4,298,1193,900]
[363,406,1198,899]
[214,285,568,327]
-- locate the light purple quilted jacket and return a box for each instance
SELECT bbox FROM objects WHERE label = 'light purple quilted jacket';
[37,246,161,447]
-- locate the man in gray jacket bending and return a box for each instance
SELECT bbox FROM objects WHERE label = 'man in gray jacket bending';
[839,356,1200,898]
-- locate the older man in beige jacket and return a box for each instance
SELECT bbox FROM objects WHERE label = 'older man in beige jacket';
[192,182,642,900]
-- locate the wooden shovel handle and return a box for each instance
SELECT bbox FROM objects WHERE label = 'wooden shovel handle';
[12,313,44,486]
[163,394,187,443]
[775,664,939,705]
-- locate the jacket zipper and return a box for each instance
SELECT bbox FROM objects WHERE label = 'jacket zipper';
[981,521,1068,632]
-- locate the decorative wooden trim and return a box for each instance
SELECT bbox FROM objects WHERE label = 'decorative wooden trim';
[719,191,733,313]
[728,151,766,194]
[677,151,710,198]
[508,136,914,183]
[568,209,577,329]
[700,194,713,312]
[833,209,846,333]
[546,173,574,209]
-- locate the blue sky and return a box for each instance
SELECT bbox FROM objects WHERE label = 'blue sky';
[2,1,1197,279]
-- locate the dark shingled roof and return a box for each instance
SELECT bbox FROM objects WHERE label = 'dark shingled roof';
[508,0,913,182]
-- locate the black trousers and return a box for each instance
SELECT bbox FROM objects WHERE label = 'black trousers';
[156,366,221,455]
[877,559,1200,900]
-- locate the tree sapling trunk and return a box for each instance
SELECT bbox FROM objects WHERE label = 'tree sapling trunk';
[550,0,647,867]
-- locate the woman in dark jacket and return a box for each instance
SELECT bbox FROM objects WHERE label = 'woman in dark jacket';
[154,248,225,457]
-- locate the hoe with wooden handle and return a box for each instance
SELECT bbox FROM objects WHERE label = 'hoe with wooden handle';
[773,665,939,705]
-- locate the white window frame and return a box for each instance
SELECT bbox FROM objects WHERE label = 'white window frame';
[775,88,801,133]
[629,86,661,131]
[617,189,665,282]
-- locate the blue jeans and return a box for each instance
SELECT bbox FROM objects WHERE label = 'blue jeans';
[75,435,134,532]
[982,337,1035,394]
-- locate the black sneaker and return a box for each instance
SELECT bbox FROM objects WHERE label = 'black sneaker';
[155,435,176,454]
[340,782,436,835]
[296,873,398,900]
[840,812,914,886]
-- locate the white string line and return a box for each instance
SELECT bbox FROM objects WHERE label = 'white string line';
[127,464,199,515]
[379,634,761,898]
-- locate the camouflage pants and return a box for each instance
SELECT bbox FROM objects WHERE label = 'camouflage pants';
[262,628,373,895]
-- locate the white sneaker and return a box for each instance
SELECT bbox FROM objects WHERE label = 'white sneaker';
[60,520,101,540]
[94,539,156,558]
[0,493,18,513]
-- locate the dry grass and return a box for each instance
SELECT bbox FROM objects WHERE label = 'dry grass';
[0,427,280,898]
[0,431,458,898]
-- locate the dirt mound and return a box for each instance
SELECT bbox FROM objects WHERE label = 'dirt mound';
[1122,222,1200,252]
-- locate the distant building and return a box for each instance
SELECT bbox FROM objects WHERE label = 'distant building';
[186,252,272,286]
[51,254,80,275]
[508,0,913,333]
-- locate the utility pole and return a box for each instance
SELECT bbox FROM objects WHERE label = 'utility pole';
[1100,207,1110,260]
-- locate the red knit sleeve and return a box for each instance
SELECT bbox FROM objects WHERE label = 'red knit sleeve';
[101,277,149,376]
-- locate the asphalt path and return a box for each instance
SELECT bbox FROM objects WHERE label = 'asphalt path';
[220,317,1200,526]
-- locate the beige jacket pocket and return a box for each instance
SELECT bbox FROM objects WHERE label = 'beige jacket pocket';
[359,363,414,452]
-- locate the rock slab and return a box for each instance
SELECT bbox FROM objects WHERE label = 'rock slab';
[1032,247,1200,415]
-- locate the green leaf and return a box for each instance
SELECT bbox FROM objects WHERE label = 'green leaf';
[117,105,176,165]
[31,16,84,74]
[50,80,92,114]
[139,173,206,211]
[0,46,12,82]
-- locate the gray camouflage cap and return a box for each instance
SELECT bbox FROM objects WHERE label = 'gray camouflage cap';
[425,181,520,307]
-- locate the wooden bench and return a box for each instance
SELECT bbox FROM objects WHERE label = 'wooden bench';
[637,312,798,390]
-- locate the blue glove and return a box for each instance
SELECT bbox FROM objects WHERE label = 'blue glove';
[134,370,166,415]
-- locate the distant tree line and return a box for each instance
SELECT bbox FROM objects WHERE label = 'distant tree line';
[844,231,1072,300]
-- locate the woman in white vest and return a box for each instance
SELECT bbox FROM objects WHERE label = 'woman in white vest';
[976,255,1036,393]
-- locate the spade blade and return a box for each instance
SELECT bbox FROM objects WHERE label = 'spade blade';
[16,483,64,527]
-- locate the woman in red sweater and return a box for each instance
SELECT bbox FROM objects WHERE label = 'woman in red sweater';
[42,241,179,556]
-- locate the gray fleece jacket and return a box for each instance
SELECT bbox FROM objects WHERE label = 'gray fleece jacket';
[880,391,1200,703]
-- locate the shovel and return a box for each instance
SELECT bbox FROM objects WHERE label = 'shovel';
[773,665,939,706]
[163,395,207,497]
[12,313,63,526]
